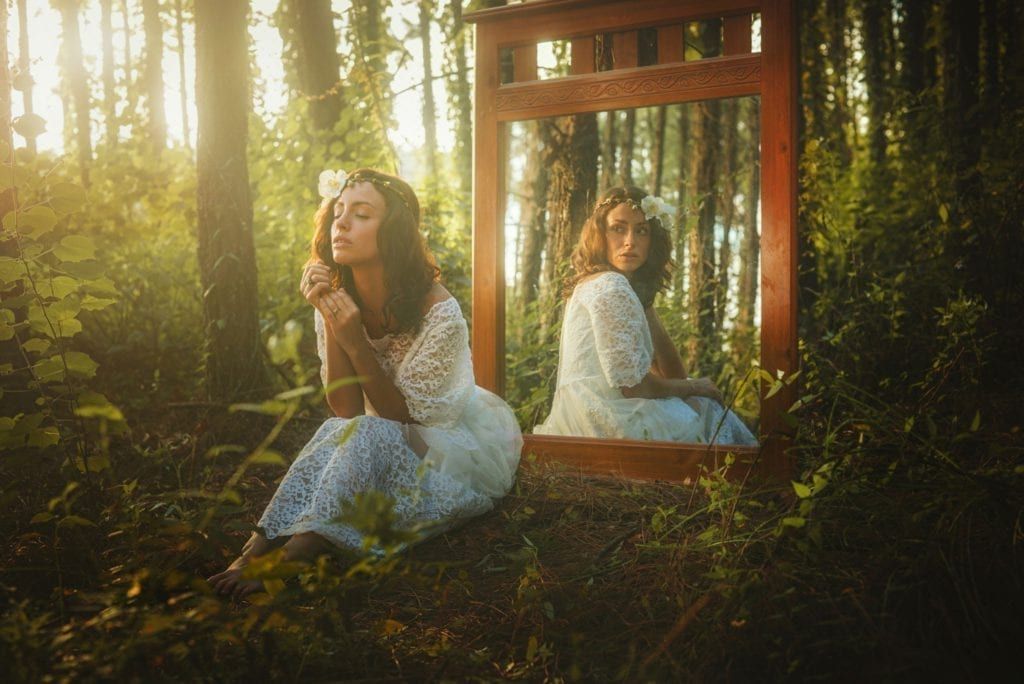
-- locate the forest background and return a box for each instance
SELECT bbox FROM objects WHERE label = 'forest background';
[0,0,1022,680]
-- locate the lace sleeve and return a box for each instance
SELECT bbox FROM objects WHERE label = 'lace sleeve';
[395,299,475,428]
[314,308,328,388]
[584,273,653,389]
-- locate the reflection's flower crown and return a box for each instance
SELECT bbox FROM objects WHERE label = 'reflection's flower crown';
[596,194,677,227]
[318,169,413,214]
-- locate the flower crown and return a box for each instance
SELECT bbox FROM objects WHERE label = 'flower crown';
[318,169,414,214]
[596,194,677,227]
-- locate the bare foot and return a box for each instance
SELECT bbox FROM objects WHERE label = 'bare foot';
[206,558,265,599]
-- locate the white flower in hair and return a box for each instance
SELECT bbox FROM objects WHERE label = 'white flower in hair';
[318,169,348,199]
[640,194,676,226]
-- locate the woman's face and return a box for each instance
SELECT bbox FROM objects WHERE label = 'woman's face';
[331,182,386,267]
[604,202,651,277]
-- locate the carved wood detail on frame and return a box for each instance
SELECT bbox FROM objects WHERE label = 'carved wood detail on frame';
[496,56,761,114]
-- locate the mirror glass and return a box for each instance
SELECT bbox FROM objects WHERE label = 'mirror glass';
[502,96,761,445]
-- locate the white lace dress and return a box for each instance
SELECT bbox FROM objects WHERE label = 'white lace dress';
[257,297,522,550]
[534,271,757,445]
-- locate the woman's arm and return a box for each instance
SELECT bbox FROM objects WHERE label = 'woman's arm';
[621,373,723,404]
[646,306,687,379]
[319,289,414,423]
[321,326,366,418]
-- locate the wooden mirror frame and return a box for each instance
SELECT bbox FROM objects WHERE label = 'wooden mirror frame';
[465,0,797,481]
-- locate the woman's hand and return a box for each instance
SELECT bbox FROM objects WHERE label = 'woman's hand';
[317,288,365,354]
[300,263,335,306]
[685,377,724,404]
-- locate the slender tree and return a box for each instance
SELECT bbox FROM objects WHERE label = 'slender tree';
[651,105,667,196]
[174,0,191,150]
[620,108,635,185]
[736,98,760,339]
[194,0,265,401]
[444,0,472,200]
[284,0,343,132]
[825,0,852,164]
[142,0,167,152]
[673,104,690,305]
[515,120,550,323]
[716,99,739,333]
[600,110,618,190]
[55,0,92,185]
[686,21,722,364]
[101,0,118,147]
[121,0,135,116]
[862,0,890,166]
[419,0,439,178]
[16,0,35,155]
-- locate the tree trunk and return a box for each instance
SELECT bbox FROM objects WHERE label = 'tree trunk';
[515,120,550,323]
[862,0,890,166]
[174,0,191,150]
[899,0,927,153]
[981,0,1001,125]
[195,0,265,402]
[651,105,667,196]
[446,0,472,200]
[736,98,760,338]
[57,0,92,186]
[825,0,852,165]
[121,0,134,115]
[673,104,690,306]
[101,0,118,148]
[943,0,981,204]
[419,0,439,178]
[802,0,829,144]
[600,110,618,189]
[716,98,739,334]
[685,22,722,365]
[620,108,635,186]
[16,0,35,155]
[290,0,342,132]
[142,0,167,152]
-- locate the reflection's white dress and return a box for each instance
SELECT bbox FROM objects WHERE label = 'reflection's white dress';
[534,272,756,445]
[258,298,523,550]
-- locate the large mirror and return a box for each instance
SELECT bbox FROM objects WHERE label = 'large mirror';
[503,97,761,445]
[466,0,798,479]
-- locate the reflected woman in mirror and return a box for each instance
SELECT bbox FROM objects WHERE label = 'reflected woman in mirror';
[209,168,522,597]
[535,186,756,445]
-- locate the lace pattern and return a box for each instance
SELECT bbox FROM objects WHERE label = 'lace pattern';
[578,272,652,389]
[257,416,490,549]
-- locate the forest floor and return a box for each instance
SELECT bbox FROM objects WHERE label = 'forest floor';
[2,408,1022,682]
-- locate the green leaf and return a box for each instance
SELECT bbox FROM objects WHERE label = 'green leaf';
[249,450,287,467]
[75,403,125,422]
[274,385,316,401]
[30,512,54,524]
[939,204,949,223]
[58,260,105,279]
[27,425,60,448]
[3,205,58,238]
[229,400,288,416]
[781,516,806,528]
[0,308,14,341]
[52,235,96,262]
[12,113,46,139]
[12,70,33,92]
[80,295,116,311]
[40,275,79,299]
[764,380,785,400]
[0,256,25,284]
[65,351,98,378]
[970,411,981,432]
[58,515,96,528]
[48,182,87,215]
[32,356,64,382]
[791,481,812,499]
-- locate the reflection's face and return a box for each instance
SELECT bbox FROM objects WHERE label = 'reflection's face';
[604,203,651,277]
[331,182,385,267]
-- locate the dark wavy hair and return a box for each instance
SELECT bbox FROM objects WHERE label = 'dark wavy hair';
[310,168,439,334]
[564,185,674,308]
